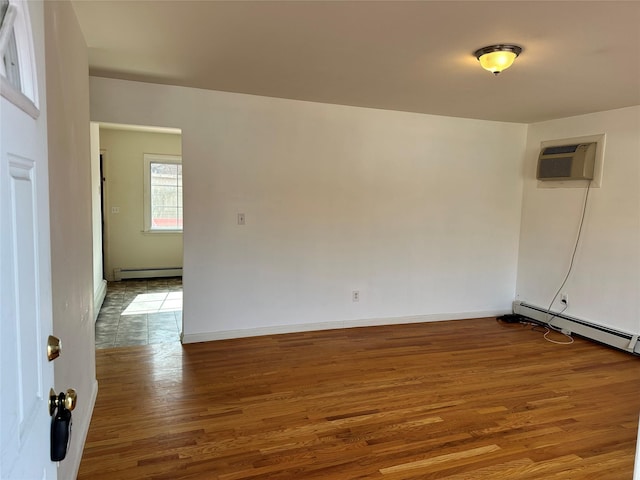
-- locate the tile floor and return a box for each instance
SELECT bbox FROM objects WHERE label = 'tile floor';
[95,277,183,349]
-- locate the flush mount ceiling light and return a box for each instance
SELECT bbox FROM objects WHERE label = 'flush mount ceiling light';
[474,44,522,75]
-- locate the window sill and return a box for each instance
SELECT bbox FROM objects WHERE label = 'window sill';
[142,230,183,236]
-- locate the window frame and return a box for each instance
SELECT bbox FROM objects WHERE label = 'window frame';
[143,153,183,233]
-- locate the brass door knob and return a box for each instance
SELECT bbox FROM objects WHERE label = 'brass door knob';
[49,388,78,416]
[63,389,77,411]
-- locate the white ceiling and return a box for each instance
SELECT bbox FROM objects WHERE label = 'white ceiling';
[71,1,640,124]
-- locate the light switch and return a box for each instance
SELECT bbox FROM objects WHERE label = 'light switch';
[111,206,120,214]
[237,213,245,225]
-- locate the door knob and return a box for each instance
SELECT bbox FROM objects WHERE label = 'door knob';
[47,335,61,361]
[49,389,77,462]
[49,388,77,416]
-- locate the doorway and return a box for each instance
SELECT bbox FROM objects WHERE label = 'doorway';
[90,122,184,348]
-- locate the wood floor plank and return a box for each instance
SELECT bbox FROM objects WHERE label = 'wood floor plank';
[78,318,640,479]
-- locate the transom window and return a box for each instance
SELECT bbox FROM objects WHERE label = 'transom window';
[144,154,182,232]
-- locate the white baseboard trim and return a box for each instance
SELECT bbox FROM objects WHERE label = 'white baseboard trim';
[93,279,107,322]
[633,414,640,480]
[62,378,98,480]
[634,416,640,480]
[181,309,509,344]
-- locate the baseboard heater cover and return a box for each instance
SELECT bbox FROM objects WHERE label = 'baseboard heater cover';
[113,267,183,281]
[513,301,639,355]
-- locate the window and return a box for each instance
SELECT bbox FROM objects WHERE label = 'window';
[0,0,39,117]
[144,154,182,232]
[0,1,21,92]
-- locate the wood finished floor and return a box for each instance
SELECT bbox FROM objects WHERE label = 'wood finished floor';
[78,318,640,479]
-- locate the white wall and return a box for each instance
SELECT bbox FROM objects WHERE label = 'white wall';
[99,128,183,280]
[89,77,527,340]
[517,106,640,333]
[44,2,97,478]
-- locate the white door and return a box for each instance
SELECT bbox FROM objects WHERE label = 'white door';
[0,1,57,479]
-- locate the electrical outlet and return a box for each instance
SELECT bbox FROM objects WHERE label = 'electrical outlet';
[561,293,568,306]
[352,290,360,302]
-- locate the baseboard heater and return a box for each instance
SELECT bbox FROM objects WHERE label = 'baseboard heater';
[513,301,639,355]
[113,267,183,281]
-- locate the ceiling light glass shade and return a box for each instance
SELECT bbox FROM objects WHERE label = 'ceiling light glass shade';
[474,45,522,75]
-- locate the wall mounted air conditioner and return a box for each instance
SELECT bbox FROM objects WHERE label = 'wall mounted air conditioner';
[537,142,596,181]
